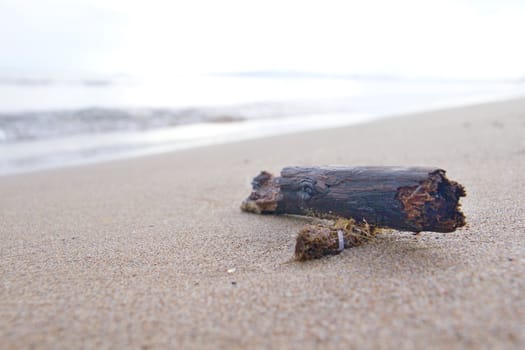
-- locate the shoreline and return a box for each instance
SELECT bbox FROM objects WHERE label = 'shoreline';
[1,97,524,348]
[2,93,525,177]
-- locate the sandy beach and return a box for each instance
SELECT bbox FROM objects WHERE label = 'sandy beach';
[1,98,524,349]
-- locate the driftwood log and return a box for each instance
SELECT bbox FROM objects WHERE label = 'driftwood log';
[241,166,466,233]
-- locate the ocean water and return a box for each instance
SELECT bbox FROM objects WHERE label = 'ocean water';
[1,74,524,175]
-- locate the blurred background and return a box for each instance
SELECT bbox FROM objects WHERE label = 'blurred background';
[1,0,524,174]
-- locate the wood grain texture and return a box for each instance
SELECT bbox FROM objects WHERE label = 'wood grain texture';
[242,166,466,232]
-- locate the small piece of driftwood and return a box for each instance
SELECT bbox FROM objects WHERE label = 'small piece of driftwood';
[241,166,466,233]
[294,218,378,261]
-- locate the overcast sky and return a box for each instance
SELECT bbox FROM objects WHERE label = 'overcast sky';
[1,0,524,80]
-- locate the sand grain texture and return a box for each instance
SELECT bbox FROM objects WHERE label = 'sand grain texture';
[1,99,525,349]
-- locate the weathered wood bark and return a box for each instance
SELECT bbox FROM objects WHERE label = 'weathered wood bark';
[241,166,466,232]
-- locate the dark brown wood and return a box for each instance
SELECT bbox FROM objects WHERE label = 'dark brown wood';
[241,166,466,232]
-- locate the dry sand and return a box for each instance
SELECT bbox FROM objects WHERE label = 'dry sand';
[1,98,525,349]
